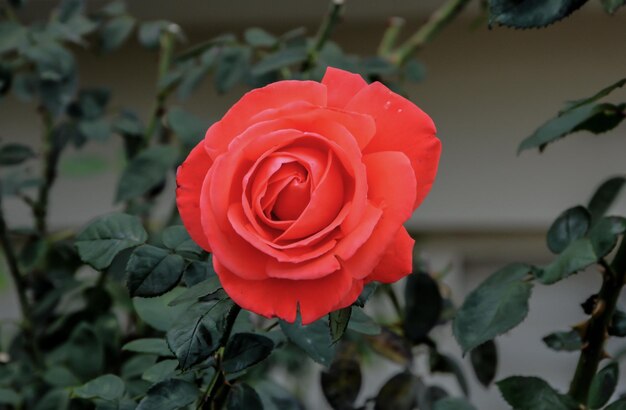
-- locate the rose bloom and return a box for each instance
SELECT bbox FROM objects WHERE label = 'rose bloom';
[176,67,440,324]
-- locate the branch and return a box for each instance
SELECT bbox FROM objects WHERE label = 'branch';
[303,0,345,71]
[33,108,56,236]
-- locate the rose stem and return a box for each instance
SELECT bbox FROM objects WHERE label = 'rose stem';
[377,17,406,58]
[303,0,345,71]
[33,108,56,236]
[392,0,471,67]
[568,239,626,404]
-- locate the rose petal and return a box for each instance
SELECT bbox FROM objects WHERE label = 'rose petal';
[322,67,368,109]
[346,81,441,208]
[176,142,213,251]
[367,227,414,283]
[214,257,356,324]
[204,81,327,159]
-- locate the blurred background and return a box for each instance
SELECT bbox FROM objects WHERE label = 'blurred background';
[1,0,626,408]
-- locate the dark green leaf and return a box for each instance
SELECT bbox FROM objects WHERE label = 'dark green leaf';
[606,399,626,409]
[123,338,173,357]
[374,372,420,410]
[280,315,336,366]
[244,27,277,47]
[433,397,477,410]
[418,385,449,410]
[404,272,443,342]
[404,58,426,83]
[126,245,185,297]
[176,64,210,100]
[0,22,27,54]
[133,287,191,331]
[161,225,204,257]
[354,282,378,307]
[227,383,264,410]
[0,388,20,406]
[537,238,598,284]
[588,362,619,409]
[453,264,533,353]
[66,323,105,379]
[588,177,626,223]
[166,299,233,369]
[547,206,590,254]
[136,379,199,410]
[489,0,588,28]
[0,143,35,165]
[430,352,469,396]
[100,1,126,16]
[74,374,125,401]
[57,0,83,21]
[166,108,206,147]
[142,360,179,383]
[251,47,307,77]
[542,330,582,351]
[329,307,351,344]
[75,213,147,270]
[609,309,626,337]
[602,0,626,12]
[321,359,361,410]
[100,15,135,52]
[361,56,396,77]
[223,333,274,374]
[562,78,626,113]
[366,327,412,366]
[183,260,213,286]
[114,110,144,136]
[589,216,626,257]
[469,340,497,387]
[215,46,251,94]
[347,307,381,335]
[168,276,222,306]
[497,376,578,410]
[518,103,626,153]
[138,21,168,50]
[42,366,80,388]
[33,389,70,410]
[115,145,178,202]
[79,118,111,141]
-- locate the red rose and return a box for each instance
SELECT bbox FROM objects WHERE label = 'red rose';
[176,67,440,324]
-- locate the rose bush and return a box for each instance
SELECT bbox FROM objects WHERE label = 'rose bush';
[176,67,441,324]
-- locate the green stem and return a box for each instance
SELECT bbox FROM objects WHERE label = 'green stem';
[384,284,403,320]
[33,109,55,236]
[377,17,405,57]
[303,0,345,70]
[568,241,626,404]
[392,0,470,66]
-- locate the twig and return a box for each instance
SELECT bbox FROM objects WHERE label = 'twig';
[378,17,405,57]
[33,108,56,236]
[303,0,345,71]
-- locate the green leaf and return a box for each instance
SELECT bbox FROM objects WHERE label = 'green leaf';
[166,299,233,369]
[404,58,426,83]
[100,1,126,16]
[589,216,626,257]
[74,374,125,401]
[588,362,619,409]
[214,46,251,94]
[280,314,336,366]
[116,145,178,202]
[137,21,168,50]
[404,272,443,342]
[329,307,351,344]
[0,388,20,406]
[66,323,105,379]
[42,366,80,388]
[542,330,582,351]
[133,287,191,331]
[176,64,210,100]
[161,225,204,257]
[609,309,626,337]
[354,282,378,307]
[588,177,626,223]
[547,206,590,254]
[497,376,578,410]
[321,359,361,410]
[227,383,264,410]
[114,110,144,136]
[75,213,147,270]
[606,399,626,410]
[142,360,179,383]
[453,264,533,353]
[433,397,477,410]
[537,238,598,284]
[374,372,420,410]
[136,379,199,410]
[251,46,307,76]
[366,327,412,366]
[121,354,157,380]
[0,22,27,54]
[100,15,135,52]
[166,107,206,147]
[562,78,626,113]
[489,0,588,28]
[78,118,111,141]
[244,27,277,47]
[34,389,70,410]
[347,307,381,335]
[430,352,469,396]
[0,143,35,165]
[126,245,185,297]
[518,103,626,154]
[123,338,173,357]
[602,0,626,12]
[168,276,222,307]
[222,332,274,374]
[469,340,497,387]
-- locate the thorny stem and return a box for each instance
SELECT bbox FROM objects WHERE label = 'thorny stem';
[303,0,345,71]
[392,0,470,66]
[377,17,405,57]
[568,239,626,404]
[33,109,56,236]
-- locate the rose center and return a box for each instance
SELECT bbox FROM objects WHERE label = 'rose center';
[261,162,311,221]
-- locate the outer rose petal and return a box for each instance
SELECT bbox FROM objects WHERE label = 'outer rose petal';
[367,227,415,283]
[346,81,441,209]
[322,67,368,109]
[176,142,212,251]
[214,258,357,325]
